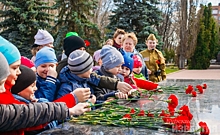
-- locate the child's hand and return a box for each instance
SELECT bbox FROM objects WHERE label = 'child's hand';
[128,89,137,95]
[72,88,91,102]
[115,92,128,99]
[69,102,91,116]
[117,82,132,94]
[105,97,115,103]
[88,95,96,104]
[47,66,57,78]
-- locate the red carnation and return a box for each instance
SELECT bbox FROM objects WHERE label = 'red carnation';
[185,85,194,94]
[173,116,191,131]
[130,108,135,114]
[160,110,170,117]
[168,94,178,108]
[168,106,175,116]
[156,60,161,65]
[179,105,193,121]
[147,111,154,117]
[192,91,197,97]
[196,85,203,94]
[123,114,132,121]
[84,40,90,47]
[137,110,145,116]
[203,83,207,89]
[199,121,210,135]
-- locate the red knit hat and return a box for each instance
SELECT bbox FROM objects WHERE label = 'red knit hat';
[21,56,35,68]
[133,55,142,68]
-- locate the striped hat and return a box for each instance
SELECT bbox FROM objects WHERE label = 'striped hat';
[68,50,93,74]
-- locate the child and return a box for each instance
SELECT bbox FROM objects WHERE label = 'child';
[93,45,128,102]
[140,34,166,82]
[92,49,102,71]
[34,46,59,101]
[120,52,138,89]
[0,52,10,93]
[132,55,147,80]
[57,50,96,104]
[120,53,158,91]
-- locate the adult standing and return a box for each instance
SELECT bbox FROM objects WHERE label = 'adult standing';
[112,28,126,50]
[140,34,166,82]
[121,32,149,80]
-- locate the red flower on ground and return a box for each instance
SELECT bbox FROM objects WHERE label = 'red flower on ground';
[192,91,197,97]
[173,116,191,131]
[199,121,210,135]
[137,110,145,116]
[147,111,154,117]
[196,85,203,94]
[160,110,170,117]
[203,83,207,89]
[185,85,194,94]
[122,114,132,121]
[84,40,90,47]
[130,108,135,114]
[179,105,193,121]
[168,106,175,116]
[168,94,178,108]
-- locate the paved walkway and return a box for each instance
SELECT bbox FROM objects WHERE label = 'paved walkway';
[166,65,220,80]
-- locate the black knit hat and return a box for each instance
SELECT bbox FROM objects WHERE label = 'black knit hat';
[63,36,86,57]
[11,65,36,94]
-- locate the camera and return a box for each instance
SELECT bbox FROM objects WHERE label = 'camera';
[154,70,161,77]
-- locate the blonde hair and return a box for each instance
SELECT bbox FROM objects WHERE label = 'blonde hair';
[104,39,113,46]
[122,32,138,46]
[113,28,126,39]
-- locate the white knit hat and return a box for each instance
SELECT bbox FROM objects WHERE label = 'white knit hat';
[34,29,54,45]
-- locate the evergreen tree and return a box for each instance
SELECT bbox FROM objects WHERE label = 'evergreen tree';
[0,0,53,57]
[53,0,101,54]
[188,4,211,69]
[106,0,163,52]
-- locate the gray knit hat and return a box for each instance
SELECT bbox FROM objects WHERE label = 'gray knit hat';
[100,45,124,70]
[0,52,10,81]
[68,50,93,74]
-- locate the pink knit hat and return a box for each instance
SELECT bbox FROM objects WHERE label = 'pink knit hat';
[93,49,101,63]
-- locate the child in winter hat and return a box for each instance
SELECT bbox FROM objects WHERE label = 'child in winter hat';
[34,29,54,47]
[92,45,128,102]
[0,52,10,93]
[100,45,124,71]
[132,55,146,80]
[21,56,36,72]
[92,49,102,71]
[0,36,21,65]
[57,50,96,104]
[34,46,58,101]
[120,51,137,89]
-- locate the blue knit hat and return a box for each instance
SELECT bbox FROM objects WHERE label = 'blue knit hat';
[122,51,134,74]
[100,45,124,70]
[35,46,57,67]
[0,36,21,65]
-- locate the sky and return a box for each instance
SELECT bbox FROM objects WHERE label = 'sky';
[201,0,220,6]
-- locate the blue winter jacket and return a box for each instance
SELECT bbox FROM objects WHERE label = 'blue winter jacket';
[56,66,100,99]
[35,74,60,102]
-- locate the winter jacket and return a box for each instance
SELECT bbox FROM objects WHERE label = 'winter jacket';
[13,94,58,130]
[35,74,60,101]
[124,75,138,89]
[57,66,96,99]
[140,49,166,82]
[133,72,147,80]
[92,66,123,102]
[0,82,76,135]
[56,58,119,90]
[0,102,69,133]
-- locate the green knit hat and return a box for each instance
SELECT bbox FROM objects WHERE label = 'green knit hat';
[66,32,79,38]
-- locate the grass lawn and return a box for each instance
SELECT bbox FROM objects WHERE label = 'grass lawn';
[166,66,179,74]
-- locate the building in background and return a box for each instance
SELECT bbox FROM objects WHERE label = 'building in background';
[211,3,220,24]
